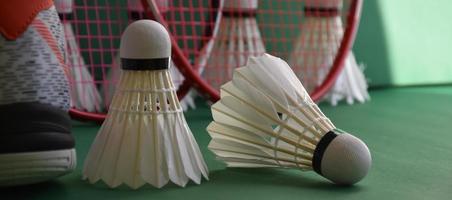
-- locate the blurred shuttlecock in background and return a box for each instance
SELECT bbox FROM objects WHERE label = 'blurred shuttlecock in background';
[55,0,102,112]
[202,0,266,90]
[288,0,369,105]
[83,20,208,189]
[326,53,369,105]
[207,54,371,185]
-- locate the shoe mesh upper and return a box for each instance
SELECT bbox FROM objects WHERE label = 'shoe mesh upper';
[0,6,70,111]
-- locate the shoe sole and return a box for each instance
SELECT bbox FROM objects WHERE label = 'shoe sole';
[0,149,76,186]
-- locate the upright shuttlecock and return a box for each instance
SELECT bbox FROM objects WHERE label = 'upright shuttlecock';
[207,54,371,185]
[55,0,102,112]
[103,0,195,111]
[202,0,265,90]
[288,0,369,105]
[83,20,208,189]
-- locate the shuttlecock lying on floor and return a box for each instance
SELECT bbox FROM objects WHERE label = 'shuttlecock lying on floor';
[83,20,208,189]
[55,0,102,112]
[288,0,369,105]
[102,0,195,111]
[202,0,266,90]
[207,54,371,185]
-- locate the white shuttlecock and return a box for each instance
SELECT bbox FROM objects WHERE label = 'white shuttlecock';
[55,0,102,112]
[325,52,370,105]
[288,0,369,105]
[202,0,265,90]
[207,54,371,185]
[102,0,195,111]
[83,20,208,189]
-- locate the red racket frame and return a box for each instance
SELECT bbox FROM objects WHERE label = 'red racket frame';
[69,0,220,122]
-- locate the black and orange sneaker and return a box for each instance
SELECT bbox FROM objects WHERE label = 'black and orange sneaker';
[0,0,76,186]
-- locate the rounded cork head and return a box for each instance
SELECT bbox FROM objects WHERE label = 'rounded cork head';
[320,133,371,185]
[120,20,171,60]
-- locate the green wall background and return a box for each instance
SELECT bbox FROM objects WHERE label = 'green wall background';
[354,0,452,87]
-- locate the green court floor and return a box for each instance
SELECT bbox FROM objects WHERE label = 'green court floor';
[3,86,452,200]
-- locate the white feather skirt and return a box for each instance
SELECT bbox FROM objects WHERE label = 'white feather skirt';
[289,16,369,105]
[169,63,196,111]
[64,22,102,112]
[203,16,266,90]
[325,52,369,105]
[207,54,335,170]
[103,57,196,111]
[83,70,208,189]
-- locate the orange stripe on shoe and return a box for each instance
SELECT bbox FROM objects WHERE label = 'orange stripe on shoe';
[32,19,70,78]
[0,0,54,40]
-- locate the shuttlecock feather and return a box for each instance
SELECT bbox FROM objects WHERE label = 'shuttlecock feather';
[289,0,369,105]
[83,20,208,189]
[55,0,102,112]
[201,0,265,90]
[207,54,371,185]
[325,53,370,105]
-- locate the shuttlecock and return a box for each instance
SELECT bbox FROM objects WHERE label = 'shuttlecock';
[202,0,266,90]
[288,0,369,105]
[55,0,102,112]
[207,54,371,185]
[83,20,208,189]
[103,0,195,111]
[325,53,370,105]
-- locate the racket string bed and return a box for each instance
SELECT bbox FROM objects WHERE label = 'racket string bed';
[63,0,364,122]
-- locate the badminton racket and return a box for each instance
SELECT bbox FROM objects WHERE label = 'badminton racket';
[145,0,363,102]
[61,0,221,122]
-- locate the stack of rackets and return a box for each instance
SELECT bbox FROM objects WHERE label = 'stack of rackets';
[58,0,364,122]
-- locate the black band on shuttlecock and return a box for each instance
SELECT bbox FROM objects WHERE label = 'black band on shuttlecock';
[58,13,73,20]
[312,131,338,175]
[304,7,340,17]
[222,8,257,18]
[121,57,169,70]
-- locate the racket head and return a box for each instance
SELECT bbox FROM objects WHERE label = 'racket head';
[63,0,220,122]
